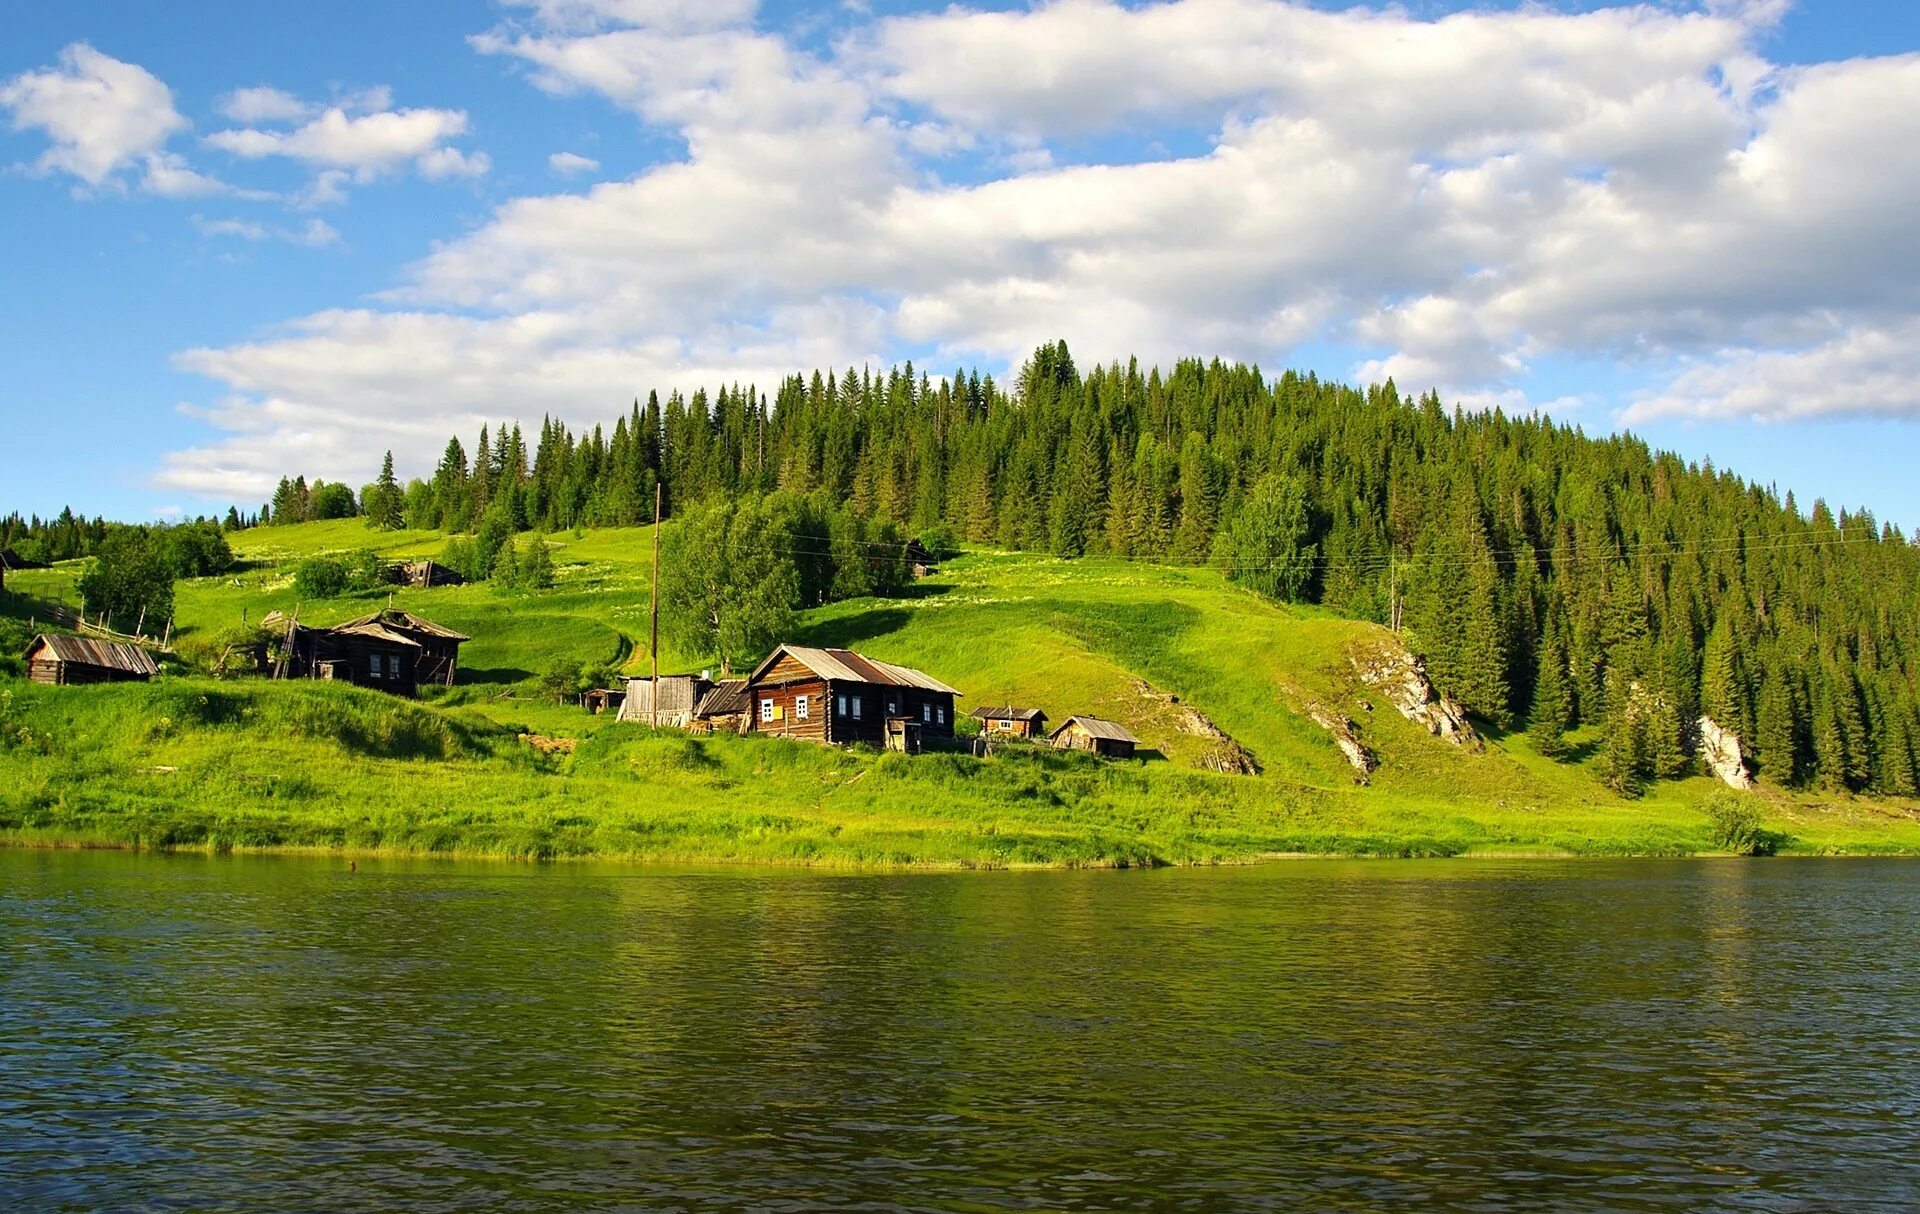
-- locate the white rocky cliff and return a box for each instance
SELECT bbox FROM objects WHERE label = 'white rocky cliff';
[1698,716,1755,790]
[1351,641,1480,749]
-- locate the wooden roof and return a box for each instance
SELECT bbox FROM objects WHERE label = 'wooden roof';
[971,705,1047,721]
[335,610,469,642]
[695,679,750,716]
[1053,715,1139,743]
[26,633,160,676]
[746,645,962,696]
[329,621,423,648]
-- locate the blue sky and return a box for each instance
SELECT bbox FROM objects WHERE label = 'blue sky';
[3,0,1919,528]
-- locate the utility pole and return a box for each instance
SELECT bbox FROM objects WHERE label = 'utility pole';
[650,480,662,728]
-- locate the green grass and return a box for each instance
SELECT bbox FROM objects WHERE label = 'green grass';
[4,518,1920,866]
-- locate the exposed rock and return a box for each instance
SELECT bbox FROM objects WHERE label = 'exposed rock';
[1698,716,1754,791]
[1131,678,1262,775]
[1350,641,1481,749]
[1307,704,1376,784]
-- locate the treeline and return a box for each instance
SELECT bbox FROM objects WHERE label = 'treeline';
[356,342,1920,796]
[1,519,236,633]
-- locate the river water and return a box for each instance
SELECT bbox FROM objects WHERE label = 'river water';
[2,851,1917,1211]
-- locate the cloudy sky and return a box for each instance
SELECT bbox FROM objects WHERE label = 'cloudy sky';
[4,0,1919,525]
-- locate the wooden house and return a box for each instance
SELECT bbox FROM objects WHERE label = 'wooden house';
[905,539,937,579]
[742,645,961,748]
[263,609,468,695]
[24,634,159,685]
[582,688,626,715]
[970,705,1048,739]
[1050,715,1140,758]
[385,559,466,589]
[619,673,714,727]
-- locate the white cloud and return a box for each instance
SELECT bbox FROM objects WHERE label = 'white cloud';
[206,102,486,183]
[194,214,343,248]
[165,0,1920,497]
[218,86,312,124]
[1628,320,1920,423]
[548,150,600,176]
[1,43,187,186]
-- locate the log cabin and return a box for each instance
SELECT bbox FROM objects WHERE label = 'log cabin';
[742,645,962,749]
[24,634,159,685]
[263,609,468,695]
[970,705,1049,739]
[1050,715,1140,758]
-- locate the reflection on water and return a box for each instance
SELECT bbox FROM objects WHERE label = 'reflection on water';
[3,851,1918,1211]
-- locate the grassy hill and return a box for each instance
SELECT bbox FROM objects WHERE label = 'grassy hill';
[4,519,1918,865]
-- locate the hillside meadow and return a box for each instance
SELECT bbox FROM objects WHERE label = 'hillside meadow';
[3,519,1919,865]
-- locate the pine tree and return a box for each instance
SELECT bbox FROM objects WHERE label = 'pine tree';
[370,451,404,530]
[1528,635,1574,758]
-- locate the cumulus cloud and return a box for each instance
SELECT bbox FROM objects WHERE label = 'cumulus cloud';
[1628,320,1920,423]
[207,103,486,182]
[1,43,188,187]
[194,214,343,248]
[548,150,600,176]
[217,85,313,124]
[165,0,1920,497]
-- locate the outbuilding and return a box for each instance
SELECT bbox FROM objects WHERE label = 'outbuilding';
[970,705,1049,739]
[620,673,714,727]
[1050,715,1140,758]
[742,644,962,748]
[582,688,626,715]
[24,634,159,685]
[263,608,469,695]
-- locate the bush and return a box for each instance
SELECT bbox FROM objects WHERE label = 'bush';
[917,522,960,563]
[1705,791,1774,855]
[292,555,350,599]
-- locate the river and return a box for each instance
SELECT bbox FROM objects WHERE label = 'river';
[3,851,1917,1210]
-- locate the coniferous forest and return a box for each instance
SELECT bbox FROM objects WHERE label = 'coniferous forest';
[11,343,1920,797]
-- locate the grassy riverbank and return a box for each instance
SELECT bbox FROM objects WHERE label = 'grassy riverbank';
[4,520,1920,865]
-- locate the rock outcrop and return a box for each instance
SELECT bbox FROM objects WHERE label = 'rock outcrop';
[1351,641,1480,749]
[1306,705,1376,784]
[1132,678,1261,775]
[1698,716,1754,790]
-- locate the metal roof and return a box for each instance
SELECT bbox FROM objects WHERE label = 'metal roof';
[27,633,161,676]
[1053,715,1139,743]
[748,645,963,696]
[971,705,1047,721]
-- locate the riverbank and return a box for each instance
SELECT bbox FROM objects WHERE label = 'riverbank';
[6,680,1919,867]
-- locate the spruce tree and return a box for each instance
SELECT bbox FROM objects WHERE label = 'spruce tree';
[1528,635,1574,758]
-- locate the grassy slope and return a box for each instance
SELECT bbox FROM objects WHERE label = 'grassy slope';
[3,519,1918,865]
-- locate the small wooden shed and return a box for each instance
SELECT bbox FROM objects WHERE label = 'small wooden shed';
[386,559,466,589]
[24,634,159,685]
[1050,715,1140,758]
[582,688,626,715]
[971,705,1048,739]
[692,679,750,733]
[619,673,714,727]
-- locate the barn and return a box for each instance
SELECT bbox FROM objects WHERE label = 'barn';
[971,705,1049,739]
[385,559,466,589]
[1050,715,1140,758]
[742,645,962,748]
[619,673,714,727]
[24,634,159,685]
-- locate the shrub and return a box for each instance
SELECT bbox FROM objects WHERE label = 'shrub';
[292,555,350,598]
[1705,791,1772,855]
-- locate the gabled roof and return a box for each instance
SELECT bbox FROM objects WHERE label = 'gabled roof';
[329,621,423,648]
[1052,715,1139,743]
[971,705,1047,721]
[26,633,160,676]
[335,610,469,642]
[746,644,962,696]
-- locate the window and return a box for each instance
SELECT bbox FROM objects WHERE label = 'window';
[369,654,381,677]
[760,699,775,723]
[851,695,863,719]
[795,695,810,720]
[887,699,898,716]
[836,694,847,716]
[922,704,932,723]
[937,707,946,725]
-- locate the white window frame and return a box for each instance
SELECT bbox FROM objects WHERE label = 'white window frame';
[795,695,810,720]
[937,706,946,725]
[760,698,775,723]
[851,695,863,719]
[836,693,848,716]
[922,704,932,723]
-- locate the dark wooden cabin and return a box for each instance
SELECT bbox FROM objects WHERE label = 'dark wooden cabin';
[24,634,159,685]
[742,645,961,748]
[971,705,1048,739]
[582,688,626,715]
[1050,715,1140,758]
[385,559,466,589]
[264,609,468,695]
